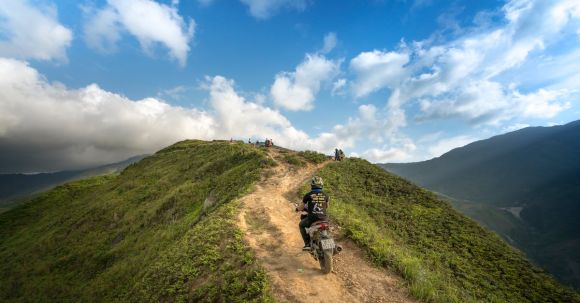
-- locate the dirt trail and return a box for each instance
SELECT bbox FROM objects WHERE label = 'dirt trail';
[238,150,417,303]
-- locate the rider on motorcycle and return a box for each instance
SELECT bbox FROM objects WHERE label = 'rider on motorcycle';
[297,176,329,251]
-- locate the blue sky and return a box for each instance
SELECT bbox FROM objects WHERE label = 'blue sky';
[0,0,579,173]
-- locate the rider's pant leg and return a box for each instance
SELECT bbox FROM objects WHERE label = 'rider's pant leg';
[299,217,313,245]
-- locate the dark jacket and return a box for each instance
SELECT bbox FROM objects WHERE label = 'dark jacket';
[302,188,329,218]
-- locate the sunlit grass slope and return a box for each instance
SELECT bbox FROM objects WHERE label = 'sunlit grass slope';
[0,140,272,302]
[316,158,579,303]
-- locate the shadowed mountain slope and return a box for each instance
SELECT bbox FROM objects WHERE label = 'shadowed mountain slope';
[0,155,147,213]
[382,120,580,289]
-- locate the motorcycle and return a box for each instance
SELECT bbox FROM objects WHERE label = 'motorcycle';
[295,206,343,274]
[306,220,342,273]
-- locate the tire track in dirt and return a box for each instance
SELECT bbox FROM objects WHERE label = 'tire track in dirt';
[238,149,417,303]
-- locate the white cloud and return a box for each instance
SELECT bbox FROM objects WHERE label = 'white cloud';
[512,88,571,118]
[496,48,580,93]
[0,0,72,61]
[349,0,579,129]
[0,56,459,172]
[321,32,337,53]
[502,123,530,133]
[158,85,188,100]
[270,54,340,111]
[322,105,383,148]
[84,6,121,54]
[312,103,412,160]
[207,75,311,147]
[428,135,478,158]
[239,0,308,19]
[418,81,571,124]
[361,142,417,163]
[84,0,195,66]
[330,0,580,163]
[0,58,213,173]
[350,50,410,98]
[0,58,353,172]
[253,93,267,104]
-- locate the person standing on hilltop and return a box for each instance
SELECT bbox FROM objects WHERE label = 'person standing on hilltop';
[296,176,329,250]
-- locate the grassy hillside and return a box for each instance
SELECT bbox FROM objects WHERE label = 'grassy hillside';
[382,120,580,288]
[314,158,579,303]
[0,140,272,302]
[443,197,532,247]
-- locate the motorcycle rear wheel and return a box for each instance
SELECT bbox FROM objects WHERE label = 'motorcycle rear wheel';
[319,250,333,274]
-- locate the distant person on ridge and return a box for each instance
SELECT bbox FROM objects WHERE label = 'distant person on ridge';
[296,176,329,251]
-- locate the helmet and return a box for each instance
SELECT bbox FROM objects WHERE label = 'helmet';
[311,176,324,188]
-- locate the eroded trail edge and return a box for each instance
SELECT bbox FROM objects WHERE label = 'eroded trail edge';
[238,151,417,303]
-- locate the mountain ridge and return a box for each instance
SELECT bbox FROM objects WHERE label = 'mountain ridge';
[0,140,578,302]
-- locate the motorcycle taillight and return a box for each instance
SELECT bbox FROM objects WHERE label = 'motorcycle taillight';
[319,223,329,230]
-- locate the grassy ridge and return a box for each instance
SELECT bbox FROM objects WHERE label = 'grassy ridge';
[0,140,272,302]
[315,158,579,303]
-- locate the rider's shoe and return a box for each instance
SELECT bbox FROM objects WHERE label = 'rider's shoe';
[302,244,311,251]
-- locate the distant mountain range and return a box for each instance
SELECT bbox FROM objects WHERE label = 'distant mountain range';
[381,119,580,289]
[0,155,146,212]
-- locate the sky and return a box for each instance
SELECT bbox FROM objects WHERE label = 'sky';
[0,0,579,173]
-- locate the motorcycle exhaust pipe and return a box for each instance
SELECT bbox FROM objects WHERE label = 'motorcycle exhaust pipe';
[334,244,343,255]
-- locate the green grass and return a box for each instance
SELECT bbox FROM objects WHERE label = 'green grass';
[445,198,531,245]
[0,140,272,302]
[282,153,304,167]
[282,150,329,167]
[3,141,578,303]
[310,158,579,303]
[134,201,272,303]
[297,150,329,164]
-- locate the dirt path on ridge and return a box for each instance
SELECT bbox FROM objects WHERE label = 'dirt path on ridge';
[238,150,417,303]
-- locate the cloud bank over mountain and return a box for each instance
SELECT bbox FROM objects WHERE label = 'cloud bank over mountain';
[0,59,354,173]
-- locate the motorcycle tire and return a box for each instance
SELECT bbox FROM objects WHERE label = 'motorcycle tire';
[319,250,333,274]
